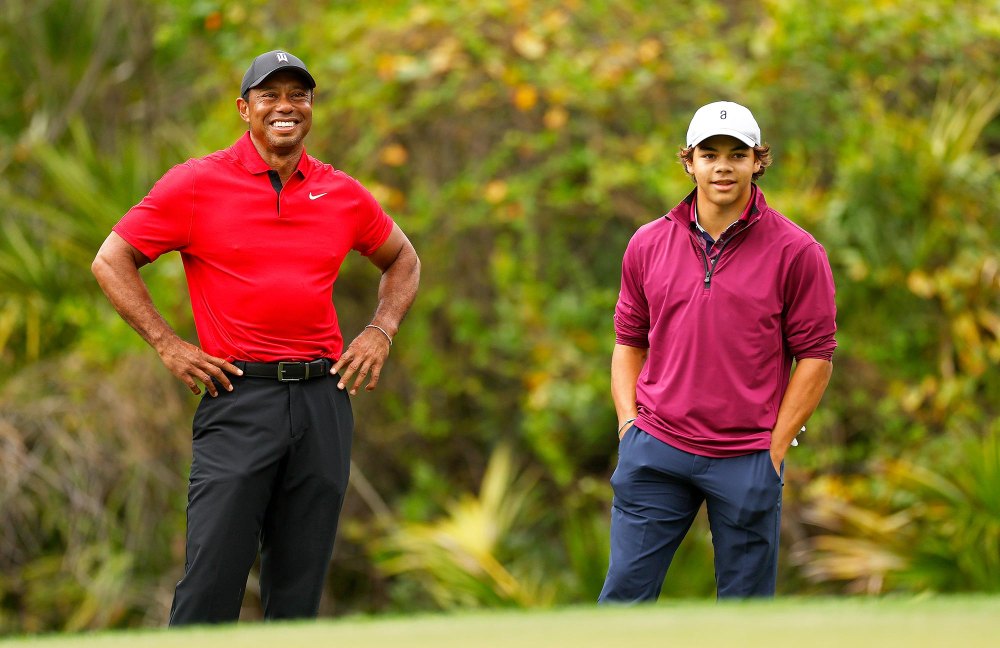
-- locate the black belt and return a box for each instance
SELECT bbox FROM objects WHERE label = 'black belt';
[236,359,331,382]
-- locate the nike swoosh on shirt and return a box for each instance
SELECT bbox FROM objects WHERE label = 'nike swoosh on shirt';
[309,192,328,200]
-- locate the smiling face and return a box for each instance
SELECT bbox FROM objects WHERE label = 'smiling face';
[237,70,313,156]
[686,135,762,214]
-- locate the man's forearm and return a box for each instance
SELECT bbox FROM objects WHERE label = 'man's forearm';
[770,358,833,465]
[91,239,179,353]
[611,344,648,430]
[370,243,420,337]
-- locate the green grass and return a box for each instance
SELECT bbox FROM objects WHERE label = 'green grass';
[3,597,998,647]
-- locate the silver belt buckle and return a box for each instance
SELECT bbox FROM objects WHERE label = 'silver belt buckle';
[277,361,305,382]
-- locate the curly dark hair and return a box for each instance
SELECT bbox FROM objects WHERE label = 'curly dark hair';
[677,143,773,182]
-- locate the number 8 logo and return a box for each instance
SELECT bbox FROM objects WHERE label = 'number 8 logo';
[720,110,727,119]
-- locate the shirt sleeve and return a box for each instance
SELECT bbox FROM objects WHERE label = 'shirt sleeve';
[783,242,837,361]
[352,181,394,256]
[614,235,650,348]
[112,162,195,262]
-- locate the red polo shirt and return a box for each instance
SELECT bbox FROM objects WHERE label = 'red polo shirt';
[114,132,394,362]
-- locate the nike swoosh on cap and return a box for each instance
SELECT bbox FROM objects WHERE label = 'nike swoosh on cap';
[309,192,328,200]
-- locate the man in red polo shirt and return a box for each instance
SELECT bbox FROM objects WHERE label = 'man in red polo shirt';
[92,50,420,624]
[599,101,836,600]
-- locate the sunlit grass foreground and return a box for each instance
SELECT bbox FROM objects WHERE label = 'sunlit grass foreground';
[3,596,998,648]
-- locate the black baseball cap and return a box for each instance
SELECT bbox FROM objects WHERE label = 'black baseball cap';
[240,50,316,97]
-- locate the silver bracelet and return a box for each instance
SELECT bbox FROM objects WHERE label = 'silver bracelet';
[617,417,637,435]
[365,324,393,346]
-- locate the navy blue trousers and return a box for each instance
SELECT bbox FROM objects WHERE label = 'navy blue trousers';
[169,373,353,625]
[599,426,783,601]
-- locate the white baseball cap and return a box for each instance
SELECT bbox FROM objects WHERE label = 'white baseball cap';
[686,101,761,148]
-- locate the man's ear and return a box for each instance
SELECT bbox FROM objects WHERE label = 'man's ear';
[236,96,250,124]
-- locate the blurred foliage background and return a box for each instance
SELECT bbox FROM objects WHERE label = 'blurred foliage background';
[1,0,998,634]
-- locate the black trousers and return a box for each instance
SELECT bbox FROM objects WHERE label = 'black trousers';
[168,372,353,625]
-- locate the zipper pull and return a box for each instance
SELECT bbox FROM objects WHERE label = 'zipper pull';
[704,271,711,288]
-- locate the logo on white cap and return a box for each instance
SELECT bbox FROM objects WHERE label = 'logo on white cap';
[276,52,289,63]
[686,101,761,148]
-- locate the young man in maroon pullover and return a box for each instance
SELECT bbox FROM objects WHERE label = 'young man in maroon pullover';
[599,102,836,600]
